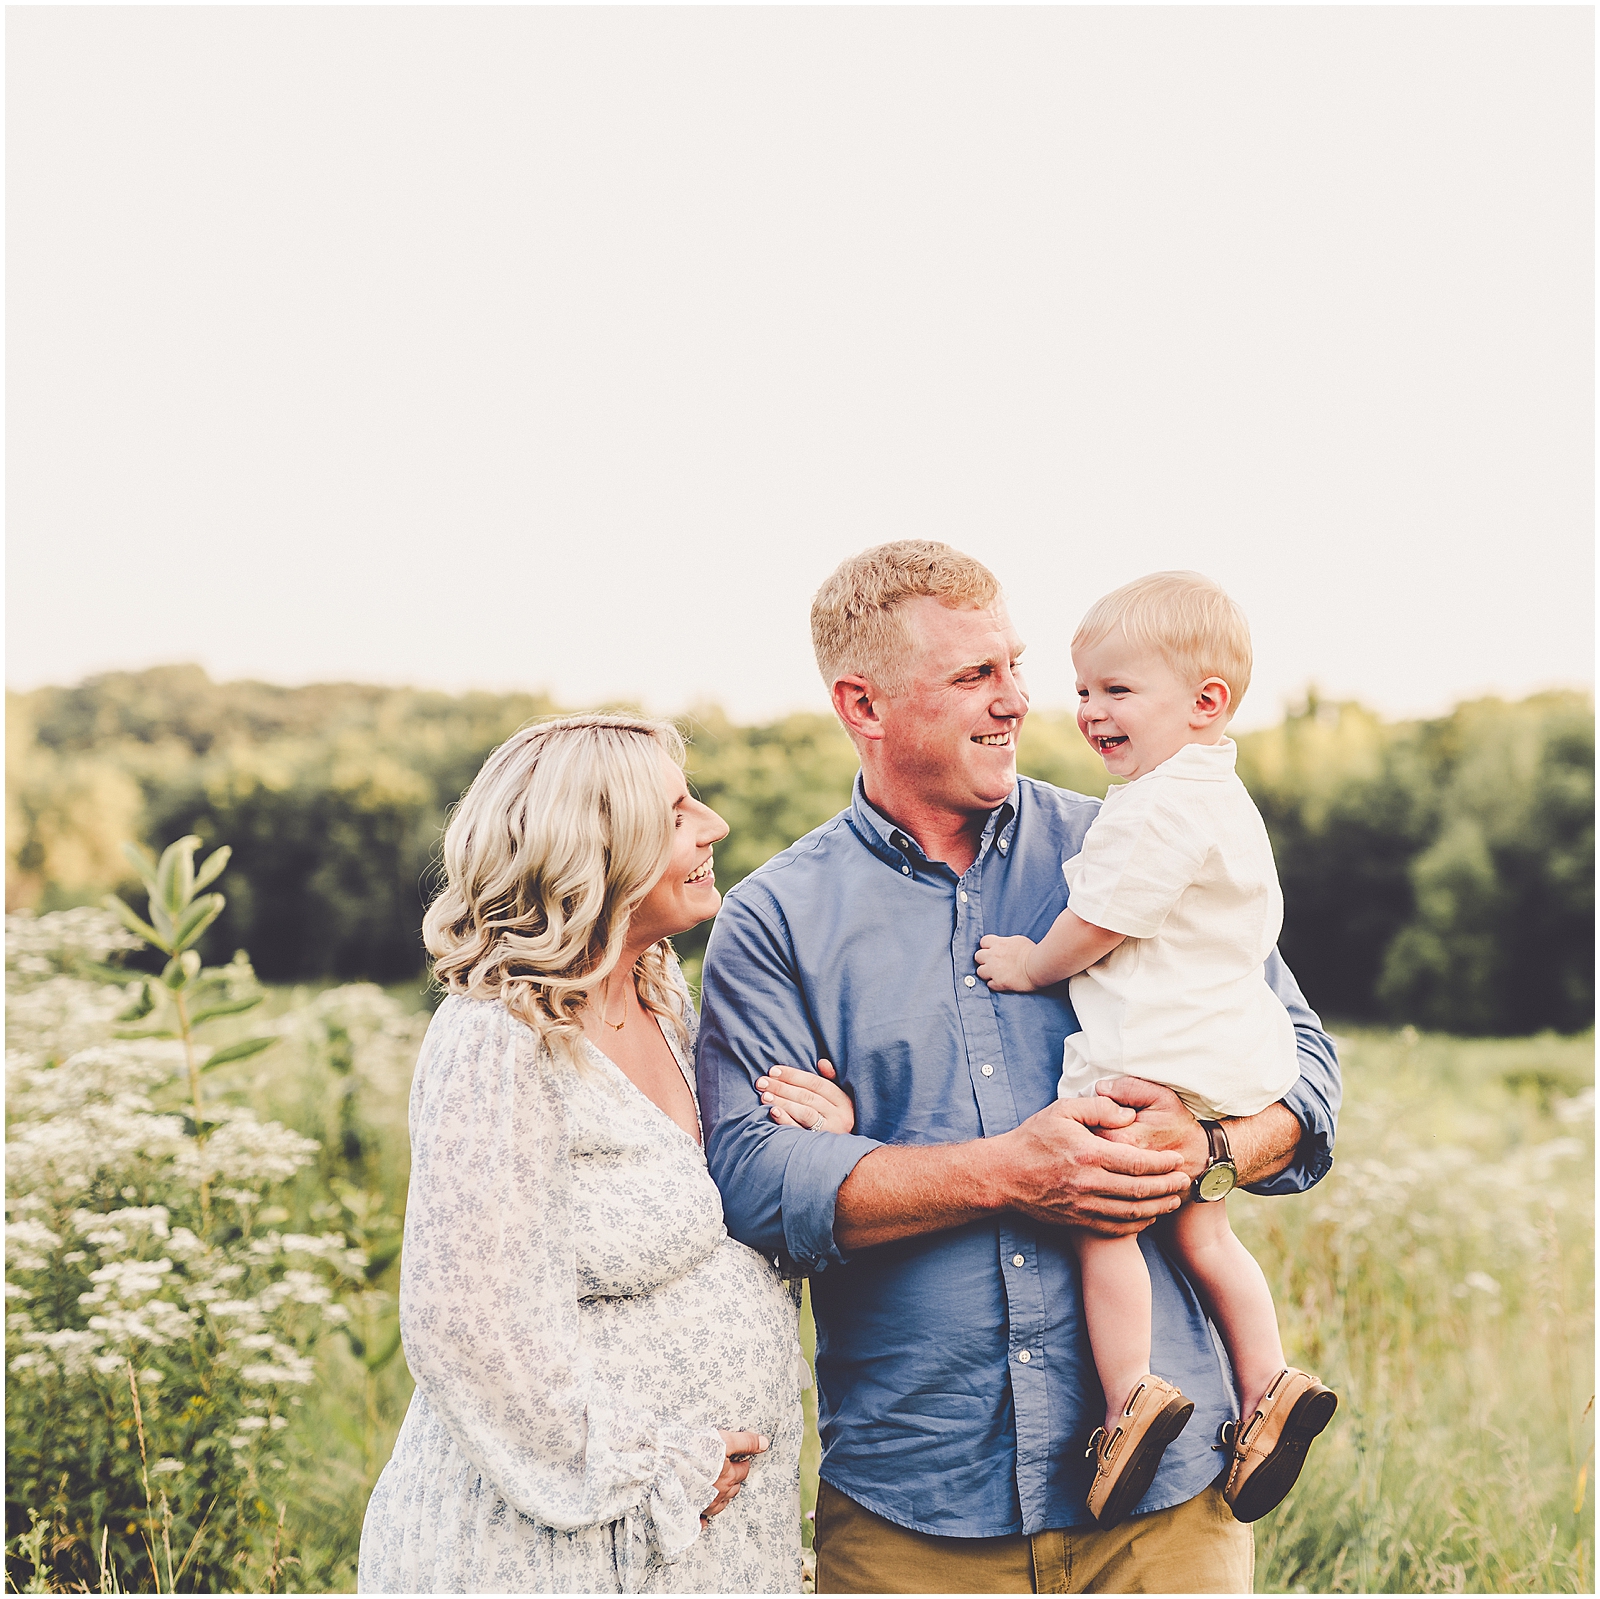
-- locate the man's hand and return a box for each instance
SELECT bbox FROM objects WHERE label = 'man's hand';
[832,1094,1190,1251]
[1088,1077,1210,1178]
[1092,1075,1304,1188]
[975,934,1043,993]
[996,1095,1191,1236]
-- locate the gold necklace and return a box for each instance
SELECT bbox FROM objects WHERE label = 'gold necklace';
[599,972,628,1031]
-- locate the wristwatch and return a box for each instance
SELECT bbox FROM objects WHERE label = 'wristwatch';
[1192,1120,1238,1202]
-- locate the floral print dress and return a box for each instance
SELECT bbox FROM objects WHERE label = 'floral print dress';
[358,990,805,1595]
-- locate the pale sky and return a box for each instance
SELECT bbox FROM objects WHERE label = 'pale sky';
[7,6,1593,728]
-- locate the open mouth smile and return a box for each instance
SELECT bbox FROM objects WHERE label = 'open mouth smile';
[972,731,1014,747]
[1094,736,1129,753]
[685,855,715,885]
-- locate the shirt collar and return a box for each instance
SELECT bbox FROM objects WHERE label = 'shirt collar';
[1139,738,1238,782]
[849,772,1020,878]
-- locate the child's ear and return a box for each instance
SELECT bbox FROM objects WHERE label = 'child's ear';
[1193,677,1232,727]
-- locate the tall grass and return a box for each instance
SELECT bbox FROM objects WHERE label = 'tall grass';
[255,1017,1591,1594]
[1237,1029,1594,1593]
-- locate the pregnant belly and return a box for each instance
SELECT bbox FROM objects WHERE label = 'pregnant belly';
[579,1237,801,1441]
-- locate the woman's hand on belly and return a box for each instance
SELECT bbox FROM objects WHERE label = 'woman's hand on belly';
[701,1429,769,1525]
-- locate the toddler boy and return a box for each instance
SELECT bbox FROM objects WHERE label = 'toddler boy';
[975,571,1337,1530]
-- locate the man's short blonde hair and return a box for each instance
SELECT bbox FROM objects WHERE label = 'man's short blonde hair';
[811,540,1001,695]
[1073,571,1254,714]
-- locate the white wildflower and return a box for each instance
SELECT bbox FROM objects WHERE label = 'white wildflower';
[165,1227,205,1259]
[173,1111,319,1188]
[1555,1087,1595,1123]
[6,1218,63,1269]
[14,1326,105,1377]
[5,907,142,980]
[73,1205,172,1250]
[79,1257,175,1304]
[240,1348,316,1385]
[6,1102,190,1197]
[6,983,162,1076]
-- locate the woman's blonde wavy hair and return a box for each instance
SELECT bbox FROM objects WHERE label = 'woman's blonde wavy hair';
[423,714,691,1061]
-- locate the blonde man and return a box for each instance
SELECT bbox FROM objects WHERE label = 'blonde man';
[698,542,1341,1594]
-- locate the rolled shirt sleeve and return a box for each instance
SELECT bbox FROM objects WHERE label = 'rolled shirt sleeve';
[1251,947,1342,1194]
[697,880,883,1273]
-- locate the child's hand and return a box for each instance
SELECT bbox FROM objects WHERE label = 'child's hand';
[976,934,1042,993]
[757,1060,855,1134]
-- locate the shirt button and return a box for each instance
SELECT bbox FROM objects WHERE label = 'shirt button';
[964,975,976,988]
[981,1064,994,1077]
[1012,1254,1025,1267]
[902,865,911,875]
[998,839,1008,853]
[1017,1349,1031,1363]
[958,890,968,903]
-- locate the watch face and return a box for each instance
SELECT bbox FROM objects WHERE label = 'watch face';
[1198,1163,1237,1202]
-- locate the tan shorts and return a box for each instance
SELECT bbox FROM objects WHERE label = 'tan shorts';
[814,1478,1254,1594]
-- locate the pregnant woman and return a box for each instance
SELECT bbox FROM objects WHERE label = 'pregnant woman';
[359,715,847,1594]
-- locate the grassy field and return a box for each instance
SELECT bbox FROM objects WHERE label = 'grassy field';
[257,1011,1593,1593]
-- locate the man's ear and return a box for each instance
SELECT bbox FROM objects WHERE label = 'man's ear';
[1193,677,1232,728]
[831,675,887,742]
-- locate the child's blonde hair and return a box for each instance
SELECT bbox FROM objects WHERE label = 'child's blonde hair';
[1073,571,1253,715]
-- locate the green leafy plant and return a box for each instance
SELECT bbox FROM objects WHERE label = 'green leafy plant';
[5,856,359,1592]
[106,837,278,1231]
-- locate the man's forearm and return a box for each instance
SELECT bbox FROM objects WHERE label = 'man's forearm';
[832,1141,1002,1252]
[1224,1100,1301,1187]
[832,1099,1191,1252]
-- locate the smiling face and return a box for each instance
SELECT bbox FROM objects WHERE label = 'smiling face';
[1074,637,1230,780]
[626,750,730,951]
[874,597,1030,819]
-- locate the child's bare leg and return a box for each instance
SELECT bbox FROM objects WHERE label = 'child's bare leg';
[1168,1198,1285,1418]
[1073,1231,1154,1434]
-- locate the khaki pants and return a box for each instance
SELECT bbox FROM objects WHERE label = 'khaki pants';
[814,1479,1254,1594]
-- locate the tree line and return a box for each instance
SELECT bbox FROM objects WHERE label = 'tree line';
[6,665,1592,1035]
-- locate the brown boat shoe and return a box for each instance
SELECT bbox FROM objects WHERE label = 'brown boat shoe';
[1085,1375,1195,1529]
[1222,1367,1339,1523]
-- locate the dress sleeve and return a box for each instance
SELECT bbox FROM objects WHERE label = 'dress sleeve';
[397,1003,725,1568]
[1063,781,1208,939]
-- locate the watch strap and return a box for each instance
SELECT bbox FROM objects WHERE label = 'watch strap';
[1200,1119,1232,1166]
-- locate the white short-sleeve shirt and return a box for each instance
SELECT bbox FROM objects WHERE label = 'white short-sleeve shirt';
[1058,738,1299,1119]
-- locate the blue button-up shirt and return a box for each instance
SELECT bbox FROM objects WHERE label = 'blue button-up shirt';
[697,773,1340,1538]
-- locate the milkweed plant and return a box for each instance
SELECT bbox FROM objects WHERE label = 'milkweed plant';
[5,838,414,1592]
